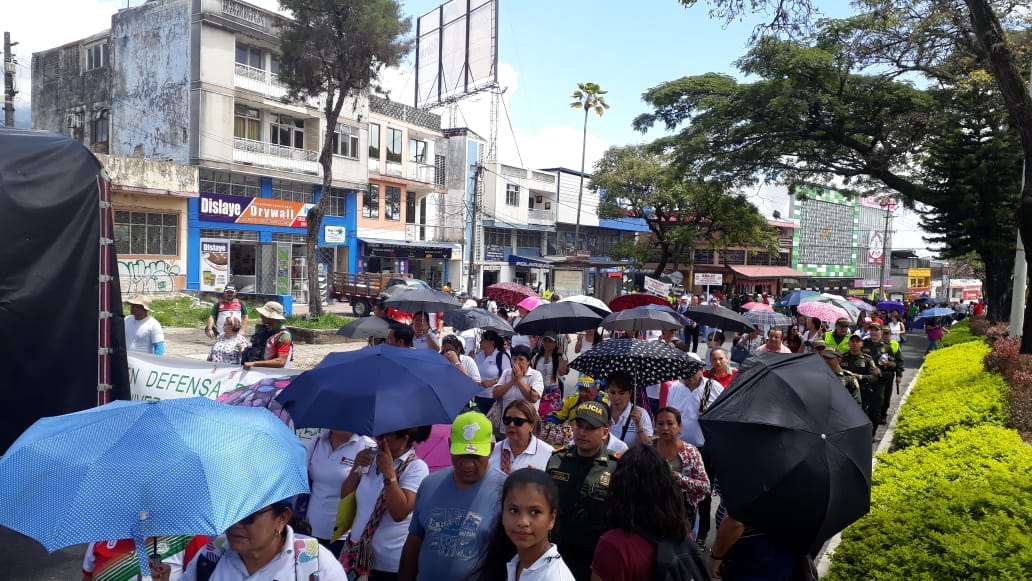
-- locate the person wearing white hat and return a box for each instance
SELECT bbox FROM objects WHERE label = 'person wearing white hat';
[244,301,292,369]
[124,295,165,355]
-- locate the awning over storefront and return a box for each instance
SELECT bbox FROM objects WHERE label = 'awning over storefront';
[728,265,807,279]
[359,237,458,260]
[508,254,555,268]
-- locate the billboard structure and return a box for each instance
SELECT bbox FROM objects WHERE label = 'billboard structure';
[415,0,499,109]
[790,184,860,278]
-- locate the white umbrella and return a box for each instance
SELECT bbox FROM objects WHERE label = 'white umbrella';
[558,294,612,317]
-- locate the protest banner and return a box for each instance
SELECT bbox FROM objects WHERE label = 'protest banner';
[128,352,303,402]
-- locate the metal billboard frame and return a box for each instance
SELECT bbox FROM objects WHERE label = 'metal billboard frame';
[415,0,499,109]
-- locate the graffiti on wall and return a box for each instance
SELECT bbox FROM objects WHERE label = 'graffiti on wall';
[119,259,182,294]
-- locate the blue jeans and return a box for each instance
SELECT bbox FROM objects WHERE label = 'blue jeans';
[719,535,798,581]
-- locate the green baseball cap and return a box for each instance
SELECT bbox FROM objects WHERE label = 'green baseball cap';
[450,411,494,457]
[574,401,610,428]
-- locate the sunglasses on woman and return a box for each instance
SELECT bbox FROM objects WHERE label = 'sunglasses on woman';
[501,416,530,427]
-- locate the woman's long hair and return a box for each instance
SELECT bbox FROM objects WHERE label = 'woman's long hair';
[471,468,559,581]
[608,445,689,541]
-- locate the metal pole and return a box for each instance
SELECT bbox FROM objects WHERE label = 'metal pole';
[3,32,17,128]
[1009,160,1027,333]
[878,200,893,300]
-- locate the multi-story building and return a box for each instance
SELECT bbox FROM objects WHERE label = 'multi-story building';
[33,0,370,309]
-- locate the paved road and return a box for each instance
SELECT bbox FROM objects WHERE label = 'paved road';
[1,327,932,578]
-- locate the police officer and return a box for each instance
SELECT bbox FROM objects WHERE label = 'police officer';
[841,334,881,433]
[820,347,862,404]
[546,400,620,580]
[824,317,854,353]
[867,322,905,424]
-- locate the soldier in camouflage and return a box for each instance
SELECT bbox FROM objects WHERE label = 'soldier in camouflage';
[866,323,905,424]
[820,348,862,404]
[841,334,881,434]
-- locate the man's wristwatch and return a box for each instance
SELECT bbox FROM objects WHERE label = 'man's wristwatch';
[383,475,397,486]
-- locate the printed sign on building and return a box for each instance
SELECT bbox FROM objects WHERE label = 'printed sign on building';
[199,192,312,228]
[694,273,723,286]
[199,238,230,292]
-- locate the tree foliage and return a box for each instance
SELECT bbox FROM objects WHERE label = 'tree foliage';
[277,0,411,315]
[592,145,777,277]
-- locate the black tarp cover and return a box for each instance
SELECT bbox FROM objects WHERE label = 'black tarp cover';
[0,128,130,452]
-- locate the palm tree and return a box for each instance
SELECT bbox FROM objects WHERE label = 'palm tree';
[570,82,609,254]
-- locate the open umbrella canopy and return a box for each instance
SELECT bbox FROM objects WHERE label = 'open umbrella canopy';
[383,287,461,314]
[636,304,694,326]
[441,308,514,335]
[778,290,820,307]
[601,306,684,332]
[517,295,547,311]
[741,301,774,312]
[276,345,482,435]
[700,353,872,554]
[876,301,905,314]
[513,301,603,335]
[558,295,612,317]
[847,298,877,312]
[797,301,850,324]
[744,310,795,329]
[337,316,392,339]
[485,282,538,307]
[0,398,308,576]
[683,304,757,333]
[570,338,702,389]
[803,293,861,320]
[915,307,955,319]
[609,293,671,312]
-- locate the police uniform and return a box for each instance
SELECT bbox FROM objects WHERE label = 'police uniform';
[546,401,619,581]
[841,345,881,432]
[834,368,863,404]
[879,335,905,423]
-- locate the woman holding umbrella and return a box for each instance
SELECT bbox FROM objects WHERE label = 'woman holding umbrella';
[492,345,545,421]
[532,331,569,416]
[474,331,512,412]
[340,426,432,579]
[162,499,347,580]
[704,348,737,388]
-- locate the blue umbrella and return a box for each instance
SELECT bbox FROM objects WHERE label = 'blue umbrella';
[276,344,483,435]
[876,301,905,314]
[0,397,308,577]
[915,307,955,319]
[778,290,820,307]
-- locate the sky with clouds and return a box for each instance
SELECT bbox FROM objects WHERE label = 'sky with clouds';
[4,0,933,253]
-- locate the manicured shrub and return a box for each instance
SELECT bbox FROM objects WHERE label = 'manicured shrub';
[940,319,980,347]
[967,316,990,336]
[894,342,1008,449]
[826,426,1032,581]
[1006,371,1032,435]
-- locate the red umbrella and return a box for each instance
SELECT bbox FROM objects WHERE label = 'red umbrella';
[741,301,774,312]
[485,282,539,308]
[608,293,671,312]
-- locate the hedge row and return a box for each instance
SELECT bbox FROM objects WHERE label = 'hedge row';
[940,319,981,347]
[893,342,1008,449]
[826,342,1032,580]
[825,425,1032,580]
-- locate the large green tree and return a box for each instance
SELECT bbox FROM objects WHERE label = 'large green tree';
[632,29,1021,321]
[277,0,411,316]
[591,145,777,277]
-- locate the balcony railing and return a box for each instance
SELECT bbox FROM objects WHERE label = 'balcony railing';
[233,63,321,108]
[385,161,403,177]
[233,137,319,174]
[528,208,555,225]
[406,161,437,185]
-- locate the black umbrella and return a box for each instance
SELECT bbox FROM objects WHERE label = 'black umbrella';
[684,304,757,333]
[699,352,872,554]
[441,308,514,336]
[383,287,461,313]
[637,303,694,326]
[570,338,703,389]
[513,301,603,335]
[601,306,683,333]
[336,316,392,339]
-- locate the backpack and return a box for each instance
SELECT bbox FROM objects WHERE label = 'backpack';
[242,324,272,363]
[195,535,321,580]
[641,531,711,581]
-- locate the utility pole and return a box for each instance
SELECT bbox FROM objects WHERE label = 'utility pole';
[3,32,18,128]
[877,198,894,301]
[468,164,484,295]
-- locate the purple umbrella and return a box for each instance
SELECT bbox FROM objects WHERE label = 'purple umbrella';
[876,301,905,314]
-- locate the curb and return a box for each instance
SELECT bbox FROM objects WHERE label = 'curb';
[814,366,923,577]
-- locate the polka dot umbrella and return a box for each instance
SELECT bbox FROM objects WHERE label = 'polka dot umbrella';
[570,338,703,389]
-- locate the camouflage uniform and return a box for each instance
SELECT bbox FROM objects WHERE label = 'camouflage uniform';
[841,350,881,433]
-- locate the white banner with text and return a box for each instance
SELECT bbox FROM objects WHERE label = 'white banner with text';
[128,353,304,402]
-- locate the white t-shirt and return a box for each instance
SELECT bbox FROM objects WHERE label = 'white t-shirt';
[488,436,554,473]
[413,330,439,350]
[532,352,563,386]
[348,449,429,573]
[664,378,723,447]
[609,404,654,446]
[506,544,576,581]
[474,350,511,399]
[125,315,164,353]
[459,328,480,355]
[305,432,377,539]
[495,368,545,412]
[179,526,346,580]
[456,354,482,383]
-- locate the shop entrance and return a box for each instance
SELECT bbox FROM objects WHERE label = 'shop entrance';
[482,269,499,290]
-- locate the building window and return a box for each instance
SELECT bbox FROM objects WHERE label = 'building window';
[85,43,109,71]
[409,139,426,163]
[332,124,360,158]
[235,42,263,69]
[485,227,510,248]
[722,250,746,265]
[385,186,401,221]
[368,123,380,159]
[749,251,770,265]
[693,248,715,265]
[325,188,347,217]
[434,154,446,187]
[516,229,541,249]
[200,170,260,197]
[91,109,110,149]
[364,184,380,218]
[271,179,314,204]
[773,252,790,266]
[114,211,178,256]
[271,115,304,149]
[506,183,520,207]
[233,105,261,141]
[386,128,403,163]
